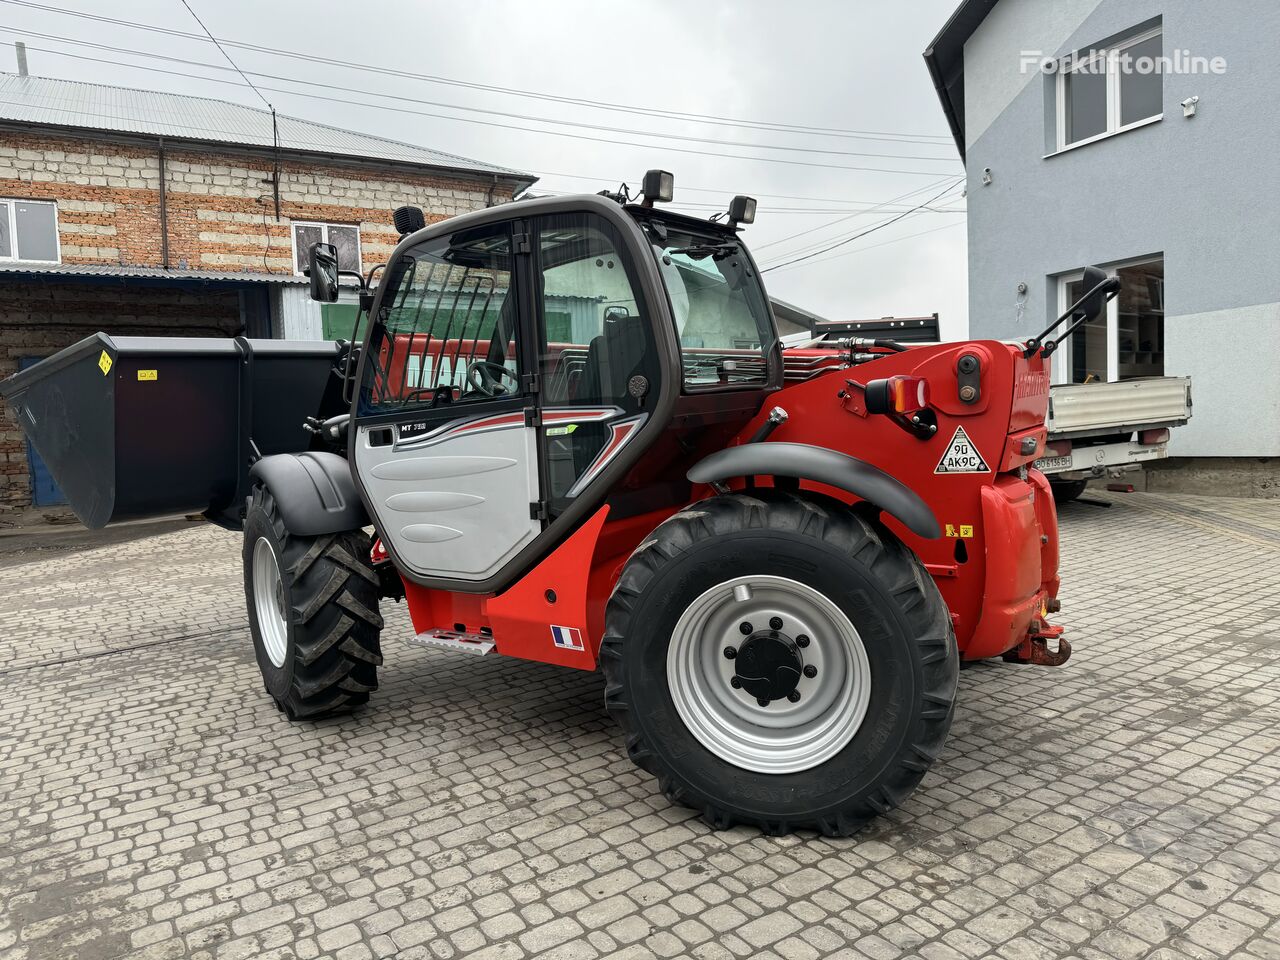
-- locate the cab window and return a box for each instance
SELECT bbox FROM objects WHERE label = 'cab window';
[359,222,518,414]
[535,211,659,514]
[645,222,774,387]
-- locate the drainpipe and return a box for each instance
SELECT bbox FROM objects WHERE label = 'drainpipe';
[486,174,499,207]
[157,137,170,268]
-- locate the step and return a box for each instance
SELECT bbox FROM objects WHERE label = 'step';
[407,629,496,656]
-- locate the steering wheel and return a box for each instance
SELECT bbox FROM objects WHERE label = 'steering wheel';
[465,359,519,397]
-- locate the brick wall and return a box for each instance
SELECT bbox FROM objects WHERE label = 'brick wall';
[0,128,521,511]
[0,281,244,510]
[0,131,519,274]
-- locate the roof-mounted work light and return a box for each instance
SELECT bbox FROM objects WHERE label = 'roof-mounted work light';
[641,169,674,207]
[728,195,757,226]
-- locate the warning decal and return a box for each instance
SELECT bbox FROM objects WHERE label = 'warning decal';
[98,350,113,376]
[935,426,991,474]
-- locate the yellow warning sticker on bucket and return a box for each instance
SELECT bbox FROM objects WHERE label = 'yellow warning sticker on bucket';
[137,369,158,381]
[98,350,113,376]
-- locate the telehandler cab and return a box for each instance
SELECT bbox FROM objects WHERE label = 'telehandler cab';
[2,170,1083,836]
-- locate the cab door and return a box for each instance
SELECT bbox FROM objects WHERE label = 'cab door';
[351,219,541,584]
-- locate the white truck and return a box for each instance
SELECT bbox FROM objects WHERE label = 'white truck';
[793,313,1192,504]
[1034,376,1192,503]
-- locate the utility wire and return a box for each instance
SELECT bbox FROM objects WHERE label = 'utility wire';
[753,176,964,253]
[0,0,954,146]
[0,30,959,164]
[174,0,270,111]
[0,43,953,177]
[757,182,966,263]
[760,182,964,273]
[764,220,965,275]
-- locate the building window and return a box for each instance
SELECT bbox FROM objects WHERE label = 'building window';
[1057,257,1164,383]
[0,199,59,263]
[1057,25,1163,150]
[292,221,360,275]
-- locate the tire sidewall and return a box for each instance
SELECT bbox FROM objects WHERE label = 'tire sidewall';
[243,500,298,699]
[622,526,926,819]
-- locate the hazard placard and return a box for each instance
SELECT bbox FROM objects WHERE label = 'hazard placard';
[935,426,990,474]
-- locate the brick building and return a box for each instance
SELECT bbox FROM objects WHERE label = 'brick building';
[0,68,532,511]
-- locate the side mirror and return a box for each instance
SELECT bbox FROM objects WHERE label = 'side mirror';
[1075,265,1111,322]
[308,242,339,302]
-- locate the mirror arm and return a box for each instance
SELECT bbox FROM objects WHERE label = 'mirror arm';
[1042,286,1122,358]
[1023,277,1121,358]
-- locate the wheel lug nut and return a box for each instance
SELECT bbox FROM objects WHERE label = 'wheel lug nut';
[738,621,753,635]
[796,634,810,648]
[803,665,817,678]
[757,697,771,707]
[769,616,783,630]
[730,677,742,689]
[787,690,801,703]
[723,646,737,660]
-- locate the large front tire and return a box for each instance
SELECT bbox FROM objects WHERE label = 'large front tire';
[601,492,957,836]
[243,485,383,719]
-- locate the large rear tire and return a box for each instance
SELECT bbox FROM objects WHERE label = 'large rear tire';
[243,485,383,719]
[601,491,957,836]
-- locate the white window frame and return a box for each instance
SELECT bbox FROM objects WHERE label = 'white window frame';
[0,198,61,263]
[290,220,361,276]
[1054,255,1163,384]
[1054,25,1163,153]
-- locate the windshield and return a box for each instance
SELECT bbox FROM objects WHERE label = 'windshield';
[643,219,775,387]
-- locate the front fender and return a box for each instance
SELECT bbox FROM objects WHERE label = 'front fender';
[249,452,369,536]
[687,442,940,539]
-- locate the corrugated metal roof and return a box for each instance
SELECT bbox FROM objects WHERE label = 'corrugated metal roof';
[0,261,308,284]
[0,72,533,183]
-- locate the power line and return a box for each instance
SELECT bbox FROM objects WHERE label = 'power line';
[760,182,964,273]
[0,0,954,146]
[0,30,960,164]
[174,0,269,111]
[757,182,966,263]
[764,220,965,275]
[757,182,967,264]
[0,41,955,177]
[753,176,965,253]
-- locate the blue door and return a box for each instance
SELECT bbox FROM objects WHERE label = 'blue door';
[18,356,66,507]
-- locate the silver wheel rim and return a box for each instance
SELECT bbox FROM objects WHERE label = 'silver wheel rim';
[666,575,872,775]
[252,537,289,668]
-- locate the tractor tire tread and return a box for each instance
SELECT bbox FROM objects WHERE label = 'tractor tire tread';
[600,490,957,837]
[245,485,382,721]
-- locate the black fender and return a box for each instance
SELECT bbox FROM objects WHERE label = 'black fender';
[687,442,941,539]
[248,452,369,536]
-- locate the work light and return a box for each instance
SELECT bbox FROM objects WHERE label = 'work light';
[642,169,675,203]
[728,195,757,225]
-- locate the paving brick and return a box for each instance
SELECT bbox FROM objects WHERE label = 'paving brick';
[1,491,1279,959]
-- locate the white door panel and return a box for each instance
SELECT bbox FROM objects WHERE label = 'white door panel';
[356,416,541,581]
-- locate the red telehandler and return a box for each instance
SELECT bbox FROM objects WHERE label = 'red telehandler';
[3,171,1105,835]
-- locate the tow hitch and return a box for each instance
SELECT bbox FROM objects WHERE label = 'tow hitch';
[1002,620,1071,666]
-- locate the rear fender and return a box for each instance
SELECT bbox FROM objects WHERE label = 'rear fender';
[249,452,369,536]
[687,442,940,540]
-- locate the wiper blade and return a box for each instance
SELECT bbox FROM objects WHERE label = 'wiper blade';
[668,242,739,260]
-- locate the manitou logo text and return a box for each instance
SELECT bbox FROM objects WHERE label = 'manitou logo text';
[1014,371,1050,399]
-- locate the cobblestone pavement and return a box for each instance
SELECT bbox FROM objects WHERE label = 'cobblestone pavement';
[2,491,1278,960]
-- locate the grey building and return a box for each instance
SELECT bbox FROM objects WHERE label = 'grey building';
[925,0,1280,462]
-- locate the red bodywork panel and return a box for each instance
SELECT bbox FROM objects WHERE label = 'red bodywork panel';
[395,339,1062,667]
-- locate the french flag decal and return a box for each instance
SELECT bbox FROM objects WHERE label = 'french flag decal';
[551,625,585,651]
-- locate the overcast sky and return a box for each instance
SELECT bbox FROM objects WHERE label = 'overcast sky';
[3,0,970,337]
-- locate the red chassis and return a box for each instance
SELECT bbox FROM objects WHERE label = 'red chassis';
[384,337,1063,672]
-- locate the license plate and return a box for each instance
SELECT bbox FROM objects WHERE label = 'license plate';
[1034,455,1073,472]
